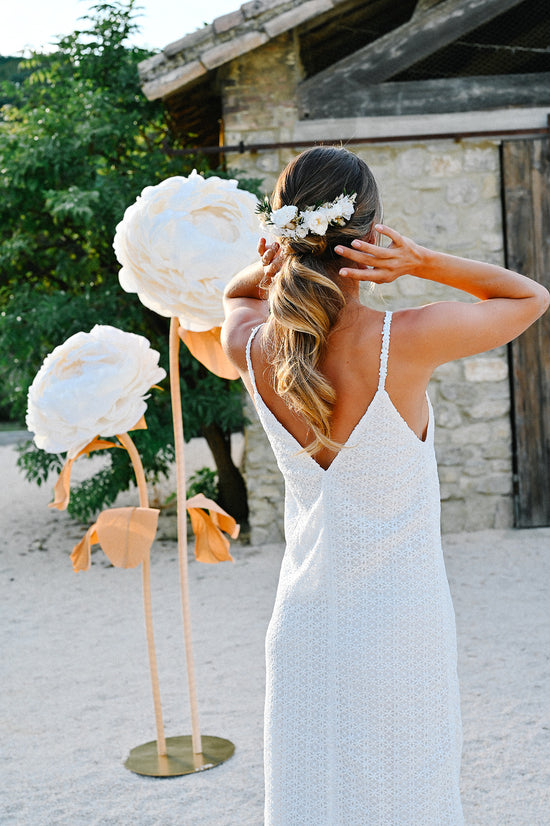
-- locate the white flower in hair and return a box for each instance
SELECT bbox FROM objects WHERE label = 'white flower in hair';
[323,202,343,221]
[303,208,330,236]
[293,222,309,239]
[271,205,298,228]
[335,193,356,221]
[257,192,357,240]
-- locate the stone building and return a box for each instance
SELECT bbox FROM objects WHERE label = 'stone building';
[139,0,550,541]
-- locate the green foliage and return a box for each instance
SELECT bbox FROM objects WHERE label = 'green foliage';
[186,467,219,502]
[0,1,257,522]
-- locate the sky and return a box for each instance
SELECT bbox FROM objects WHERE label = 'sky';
[1,0,241,56]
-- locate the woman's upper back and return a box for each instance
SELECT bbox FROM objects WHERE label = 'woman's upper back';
[244,304,432,471]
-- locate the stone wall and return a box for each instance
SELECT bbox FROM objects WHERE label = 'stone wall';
[221,37,514,542]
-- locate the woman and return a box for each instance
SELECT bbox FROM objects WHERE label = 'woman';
[221,146,549,825]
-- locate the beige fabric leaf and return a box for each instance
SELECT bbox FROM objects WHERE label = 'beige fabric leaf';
[49,437,119,511]
[130,415,147,431]
[186,493,240,564]
[179,326,239,380]
[95,507,160,569]
[49,457,75,511]
[70,523,98,572]
[70,507,159,571]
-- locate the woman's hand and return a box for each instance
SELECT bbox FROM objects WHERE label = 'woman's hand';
[258,237,284,284]
[335,224,424,283]
[333,222,549,368]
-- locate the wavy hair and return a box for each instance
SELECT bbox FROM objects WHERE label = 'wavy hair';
[264,146,381,456]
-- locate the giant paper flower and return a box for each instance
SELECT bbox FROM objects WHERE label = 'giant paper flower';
[26,325,166,458]
[113,171,259,332]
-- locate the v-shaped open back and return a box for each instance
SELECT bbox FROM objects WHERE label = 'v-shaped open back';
[245,311,432,475]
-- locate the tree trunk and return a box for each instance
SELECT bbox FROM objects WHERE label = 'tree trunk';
[200,422,249,526]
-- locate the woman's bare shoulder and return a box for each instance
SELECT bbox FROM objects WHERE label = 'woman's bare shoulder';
[221,299,269,373]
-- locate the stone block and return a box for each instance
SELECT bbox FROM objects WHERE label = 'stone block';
[446,179,481,206]
[213,10,245,34]
[493,496,514,529]
[463,146,498,172]
[458,475,478,494]
[432,361,462,381]
[438,466,460,483]
[264,0,332,38]
[464,358,508,382]
[481,381,510,400]
[480,232,503,252]
[481,440,512,461]
[434,402,463,429]
[441,499,467,533]
[251,521,284,545]
[202,31,269,70]
[426,154,462,178]
[449,421,494,445]
[476,474,512,495]
[488,458,511,474]
[256,153,282,172]
[420,208,459,242]
[462,460,490,477]
[254,485,283,499]
[438,386,475,417]
[463,495,499,531]
[435,443,478,466]
[469,398,510,420]
[483,250,506,267]
[396,148,426,179]
[481,174,499,199]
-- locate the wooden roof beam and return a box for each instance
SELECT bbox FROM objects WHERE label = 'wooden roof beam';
[298,0,526,116]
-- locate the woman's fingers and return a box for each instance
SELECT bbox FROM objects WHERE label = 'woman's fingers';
[338,266,390,282]
[374,223,402,244]
[335,242,393,265]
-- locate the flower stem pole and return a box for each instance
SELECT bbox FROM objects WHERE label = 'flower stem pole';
[117,431,167,757]
[169,317,202,756]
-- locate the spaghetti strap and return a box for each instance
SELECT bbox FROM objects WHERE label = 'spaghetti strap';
[245,323,264,396]
[377,311,393,391]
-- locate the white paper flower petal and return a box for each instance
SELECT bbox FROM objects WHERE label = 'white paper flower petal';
[113,172,260,331]
[26,325,166,458]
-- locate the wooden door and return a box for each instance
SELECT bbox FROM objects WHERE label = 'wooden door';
[502,138,550,527]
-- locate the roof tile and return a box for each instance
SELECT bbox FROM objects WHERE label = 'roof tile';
[201,30,269,70]
[213,9,245,34]
[142,60,208,100]
[163,25,214,58]
[264,0,333,38]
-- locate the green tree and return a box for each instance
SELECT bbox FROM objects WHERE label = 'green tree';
[0,1,256,524]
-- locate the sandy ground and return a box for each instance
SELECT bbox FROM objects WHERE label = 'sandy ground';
[1,437,550,825]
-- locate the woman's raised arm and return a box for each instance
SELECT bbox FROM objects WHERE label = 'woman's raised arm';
[221,239,281,370]
[336,225,550,366]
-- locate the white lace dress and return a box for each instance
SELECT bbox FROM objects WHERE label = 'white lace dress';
[246,311,463,825]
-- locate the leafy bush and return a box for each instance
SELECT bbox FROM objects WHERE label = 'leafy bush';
[186,467,219,502]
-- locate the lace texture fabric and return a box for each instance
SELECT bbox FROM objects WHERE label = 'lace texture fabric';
[246,311,464,825]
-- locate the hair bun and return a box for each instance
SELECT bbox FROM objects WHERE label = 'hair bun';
[288,236,327,258]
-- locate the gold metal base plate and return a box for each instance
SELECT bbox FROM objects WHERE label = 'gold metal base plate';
[124,734,235,777]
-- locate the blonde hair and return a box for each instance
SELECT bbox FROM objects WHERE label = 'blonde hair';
[264,146,381,455]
